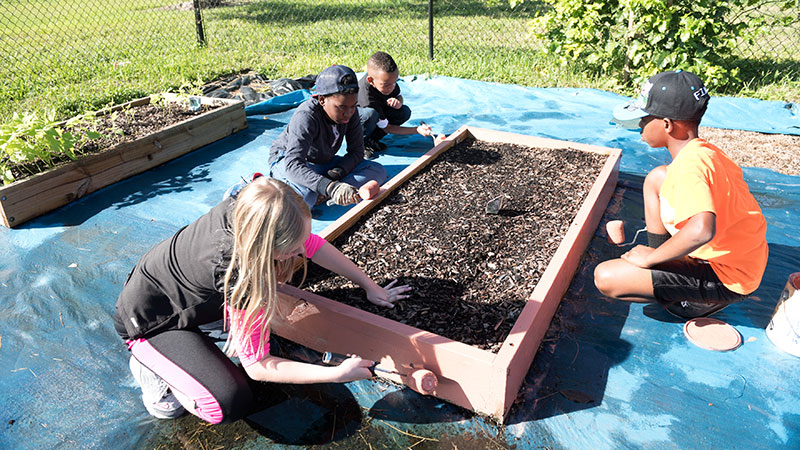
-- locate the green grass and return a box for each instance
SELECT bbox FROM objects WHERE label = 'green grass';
[1,0,798,124]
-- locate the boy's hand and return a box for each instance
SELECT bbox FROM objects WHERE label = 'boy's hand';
[386,97,402,109]
[621,245,654,268]
[417,123,433,136]
[365,279,412,308]
[327,181,359,206]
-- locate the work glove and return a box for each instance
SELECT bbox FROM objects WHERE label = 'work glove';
[326,167,345,181]
[326,181,359,206]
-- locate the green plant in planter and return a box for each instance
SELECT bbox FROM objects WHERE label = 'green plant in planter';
[149,93,169,108]
[177,81,204,98]
[153,83,205,112]
[0,110,101,185]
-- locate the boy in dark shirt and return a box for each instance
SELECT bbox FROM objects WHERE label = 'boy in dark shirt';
[357,51,432,158]
[268,65,387,208]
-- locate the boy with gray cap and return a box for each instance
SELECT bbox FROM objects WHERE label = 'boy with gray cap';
[594,70,768,319]
[267,64,387,208]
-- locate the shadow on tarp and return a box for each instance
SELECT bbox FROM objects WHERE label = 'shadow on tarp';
[20,118,285,229]
[367,389,475,424]
[507,173,641,424]
[245,382,364,445]
[508,168,800,430]
[136,381,364,447]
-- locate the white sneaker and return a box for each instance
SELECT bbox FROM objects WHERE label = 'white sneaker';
[129,356,185,419]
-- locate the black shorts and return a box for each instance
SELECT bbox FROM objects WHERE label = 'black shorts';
[651,257,748,318]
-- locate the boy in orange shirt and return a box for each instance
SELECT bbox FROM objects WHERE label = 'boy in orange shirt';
[594,70,768,319]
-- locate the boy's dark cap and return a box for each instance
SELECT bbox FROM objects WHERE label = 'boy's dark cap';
[613,70,710,128]
[313,65,359,96]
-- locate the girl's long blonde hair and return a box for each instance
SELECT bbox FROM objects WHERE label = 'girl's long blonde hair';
[222,177,310,357]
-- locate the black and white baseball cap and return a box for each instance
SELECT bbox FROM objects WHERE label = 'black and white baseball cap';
[613,70,710,129]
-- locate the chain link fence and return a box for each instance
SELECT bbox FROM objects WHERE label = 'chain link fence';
[193,0,543,55]
[0,1,197,80]
[1,0,798,120]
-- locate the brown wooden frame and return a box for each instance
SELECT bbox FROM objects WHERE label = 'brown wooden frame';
[272,126,621,422]
[0,94,247,227]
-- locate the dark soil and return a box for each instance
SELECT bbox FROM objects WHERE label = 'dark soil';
[300,137,608,352]
[8,101,215,181]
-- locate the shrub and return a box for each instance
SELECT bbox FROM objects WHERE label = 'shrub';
[530,0,795,90]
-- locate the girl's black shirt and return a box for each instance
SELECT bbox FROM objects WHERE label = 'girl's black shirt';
[113,198,235,340]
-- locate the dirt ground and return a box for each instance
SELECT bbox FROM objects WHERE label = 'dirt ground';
[700,126,800,176]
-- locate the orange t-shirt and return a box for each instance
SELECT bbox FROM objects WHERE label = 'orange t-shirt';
[659,138,768,294]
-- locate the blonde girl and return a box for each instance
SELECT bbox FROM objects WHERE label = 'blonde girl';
[113,177,410,423]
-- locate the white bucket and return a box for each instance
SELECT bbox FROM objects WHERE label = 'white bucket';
[766,272,800,357]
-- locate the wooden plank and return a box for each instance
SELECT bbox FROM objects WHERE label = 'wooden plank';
[0,95,247,227]
[466,126,615,155]
[492,146,621,417]
[318,126,471,241]
[272,283,499,413]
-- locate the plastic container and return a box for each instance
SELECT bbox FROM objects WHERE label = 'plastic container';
[766,272,800,357]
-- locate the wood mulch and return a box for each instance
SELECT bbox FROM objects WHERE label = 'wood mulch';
[8,101,214,181]
[300,137,608,352]
[700,127,800,177]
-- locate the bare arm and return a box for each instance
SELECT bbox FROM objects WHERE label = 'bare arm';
[622,212,716,268]
[383,123,433,136]
[244,354,372,383]
[311,242,411,307]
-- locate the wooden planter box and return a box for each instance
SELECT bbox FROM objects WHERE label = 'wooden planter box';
[0,94,247,227]
[272,126,621,422]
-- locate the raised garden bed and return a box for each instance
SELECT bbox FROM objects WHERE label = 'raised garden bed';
[272,126,621,422]
[303,135,607,352]
[0,94,247,227]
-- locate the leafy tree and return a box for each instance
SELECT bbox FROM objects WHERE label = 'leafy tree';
[529,0,797,89]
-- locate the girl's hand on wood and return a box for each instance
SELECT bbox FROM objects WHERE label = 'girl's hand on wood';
[336,355,374,382]
[366,279,412,308]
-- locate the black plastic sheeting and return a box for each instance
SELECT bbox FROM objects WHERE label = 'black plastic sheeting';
[203,73,315,106]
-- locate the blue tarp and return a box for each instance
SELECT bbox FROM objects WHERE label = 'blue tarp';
[1,76,798,449]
